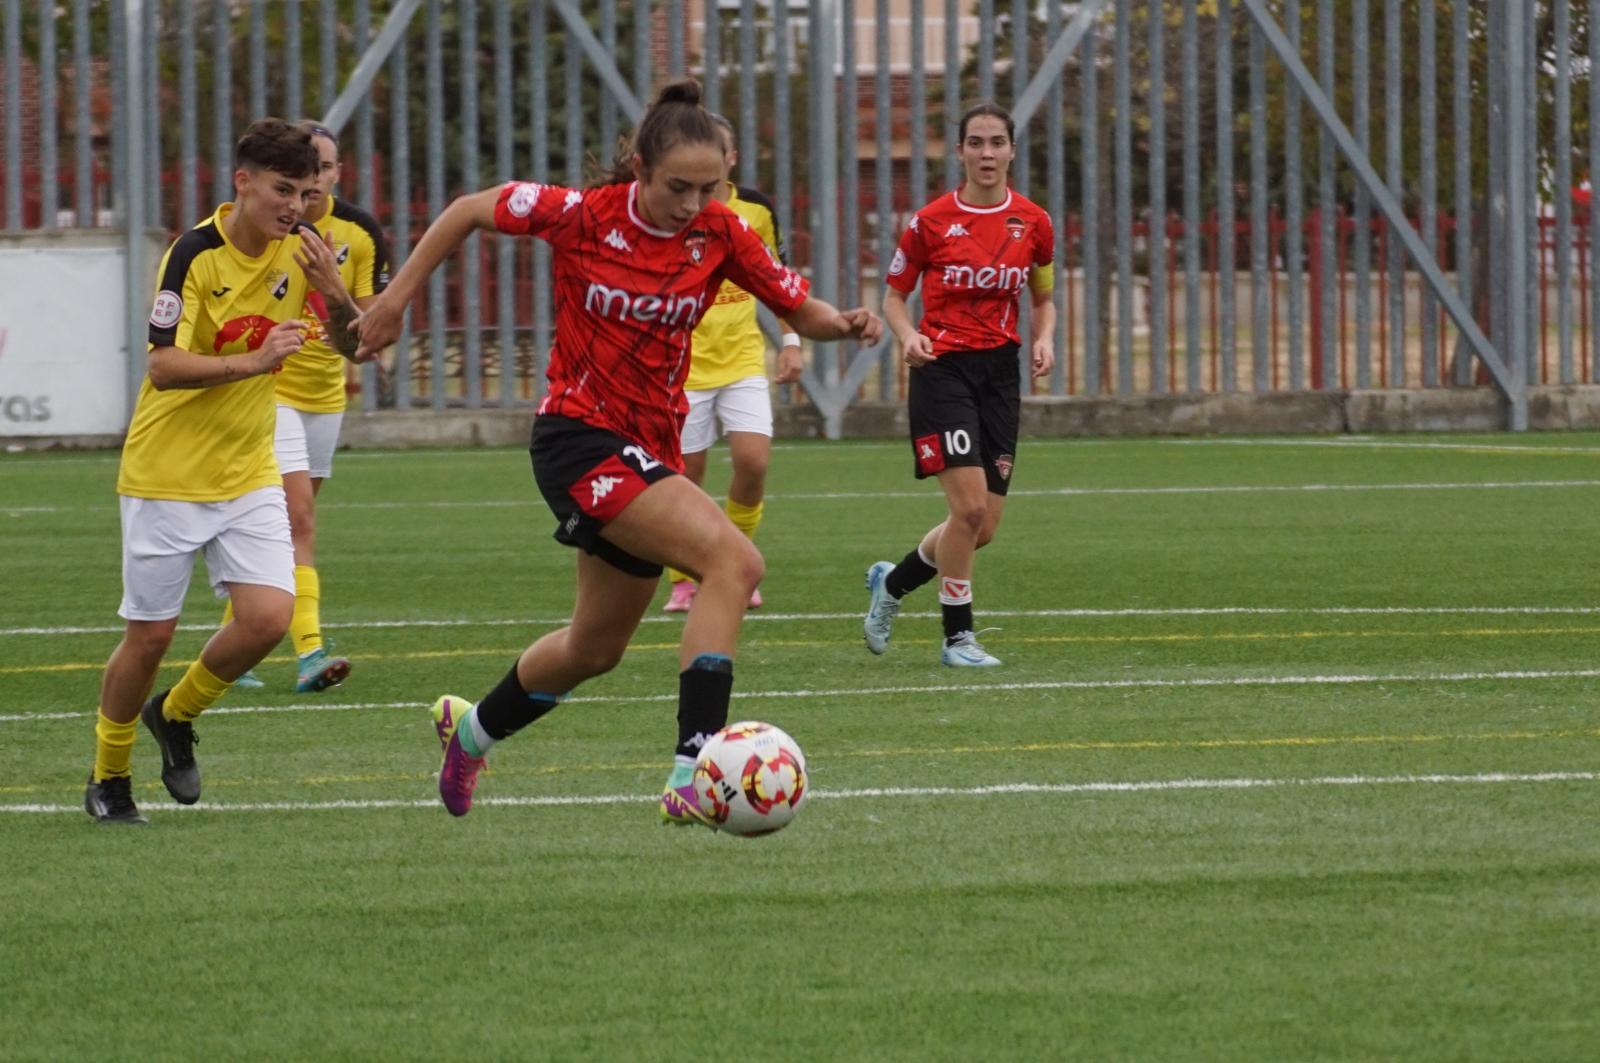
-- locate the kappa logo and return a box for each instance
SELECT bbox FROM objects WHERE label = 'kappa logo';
[908,216,920,232]
[945,223,970,238]
[779,270,805,299]
[919,440,937,460]
[590,474,625,506]
[603,228,634,254]
[507,182,542,217]
[563,189,584,212]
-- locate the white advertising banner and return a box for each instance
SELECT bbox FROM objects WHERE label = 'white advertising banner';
[0,242,132,436]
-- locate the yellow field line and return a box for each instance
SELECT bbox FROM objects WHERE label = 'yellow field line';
[4,726,1597,797]
[11,624,1600,676]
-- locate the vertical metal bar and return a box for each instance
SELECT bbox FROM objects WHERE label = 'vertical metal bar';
[809,0,841,425]
[842,0,861,390]
[144,0,159,223]
[1147,0,1166,394]
[1524,0,1537,388]
[1182,0,1199,391]
[496,0,516,407]
[1453,0,1472,385]
[321,0,337,112]
[1012,0,1028,192]
[1047,0,1065,395]
[179,1,197,226]
[426,0,446,409]
[109,0,124,225]
[634,0,650,102]
[460,0,482,408]
[1419,0,1438,385]
[1385,0,1404,386]
[910,0,927,205]
[945,0,960,188]
[668,0,684,78]
[4,0,21,229]
[1216,0,1235,392]
[250,0,267,117]
[703,0,720,115]
[286,0,303,121]
[565,18,581,185]
[1353,0,1372,388]
[774,0,792,244]
[354,0,377,406]
[1284,0,1304,390]
[978,0,994,102]
[213,0,231,205]
[1114,0,1132,392]
[1555,0,1573,383]
[123,0,148,423]
[74,0,91,224]
[1591,0,1599,381]
[738,0,756,189]
[1249,22,1269,392]
[1082,25,1100,394]
[877,0,895,399]
[532,0,552,397]
[390,21,411,410]
[1317,0,1336,389]
[38,0,56,228]
[1487,0,1505,367]
[600,0,618,156]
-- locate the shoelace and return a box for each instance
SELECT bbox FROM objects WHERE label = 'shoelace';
[102,777,138,815]
[167,722,198,768]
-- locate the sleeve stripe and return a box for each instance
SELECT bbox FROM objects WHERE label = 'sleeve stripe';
[332,199,392,294]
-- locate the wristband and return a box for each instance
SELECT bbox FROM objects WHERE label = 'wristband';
[781,332,801,348]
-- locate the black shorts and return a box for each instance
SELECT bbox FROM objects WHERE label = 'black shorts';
[907,343,1021,495]
[529,416,676,578]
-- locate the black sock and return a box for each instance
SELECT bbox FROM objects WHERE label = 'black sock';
[942,602,974,644]
[475,664,563,740]
[676,654,734,760]
[885,547,937,599]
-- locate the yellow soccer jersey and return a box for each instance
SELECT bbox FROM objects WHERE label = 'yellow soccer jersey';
[117,203,313,502]
[275,196,390,413]
[686,184,786,391]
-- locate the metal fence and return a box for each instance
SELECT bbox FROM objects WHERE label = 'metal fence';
[0,1,1590,433]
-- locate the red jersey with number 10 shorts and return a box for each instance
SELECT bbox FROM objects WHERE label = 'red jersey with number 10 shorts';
[884,189,1054,358]
[492,180,811,469]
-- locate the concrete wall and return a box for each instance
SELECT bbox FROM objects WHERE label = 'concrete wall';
[12,386,1600,453]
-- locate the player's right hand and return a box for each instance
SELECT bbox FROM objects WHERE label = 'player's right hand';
[901,330,935,368]
[255,319,307,374]
[354,293,402,361]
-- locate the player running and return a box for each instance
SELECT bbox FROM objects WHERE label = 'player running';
[662,112,802,613]
[353,79,882,824]
[227,120,391,694]
[861,103,1057,668]
[85,119,361,824]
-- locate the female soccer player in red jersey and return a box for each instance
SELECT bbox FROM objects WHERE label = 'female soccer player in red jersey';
[354,80,881,823]
[862,103,1057,668]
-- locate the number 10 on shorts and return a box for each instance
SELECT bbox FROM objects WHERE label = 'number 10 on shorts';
[915,429,970,475]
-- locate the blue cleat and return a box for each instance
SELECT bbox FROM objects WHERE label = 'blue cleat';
[295,646,351,693]
[941,633,1001,667]
[862,560,900,655]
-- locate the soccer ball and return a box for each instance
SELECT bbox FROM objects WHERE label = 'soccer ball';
[691,721,809,836]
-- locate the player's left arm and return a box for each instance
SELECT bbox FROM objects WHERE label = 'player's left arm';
[751,201,805,384]
[293,228,364,361]
[1026,215,1058,380]
[719,216,884,346]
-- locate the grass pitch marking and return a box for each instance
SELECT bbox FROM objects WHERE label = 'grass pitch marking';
[1,770,1595,816]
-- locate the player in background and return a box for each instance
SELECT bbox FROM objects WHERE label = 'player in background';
[227,121,391,694]
[354,79,882,825]
[85,119,361,823]
[861,103,1056,668]
[661,113,802,613]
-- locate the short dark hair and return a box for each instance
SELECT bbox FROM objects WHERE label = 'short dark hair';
[958,103,1015,145]
[234,118,319,178]
[599,78,722,185]
[298,119,339,148]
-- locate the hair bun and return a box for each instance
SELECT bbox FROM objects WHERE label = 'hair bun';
[655,78,704,108]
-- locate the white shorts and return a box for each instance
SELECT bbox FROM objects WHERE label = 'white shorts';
[275,405,344,479]
[118,486,295,621]
[680,375,773,455]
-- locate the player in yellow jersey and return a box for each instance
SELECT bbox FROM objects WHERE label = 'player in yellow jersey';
[85,119,363,824]
[662,114,802,613]
[228,121,391,694]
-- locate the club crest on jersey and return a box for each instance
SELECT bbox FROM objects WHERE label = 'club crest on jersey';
[268,269,290,300]
[684,228,707,264]
[335,243,350,265]
[1005,216,1026,240]
[995,453,1014,481]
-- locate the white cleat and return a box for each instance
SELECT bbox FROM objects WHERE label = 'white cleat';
[863,561,900,655]
[941,633,1001,667]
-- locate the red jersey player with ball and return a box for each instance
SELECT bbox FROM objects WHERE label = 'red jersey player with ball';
[863,103,1056,667]
[355,80,881,824]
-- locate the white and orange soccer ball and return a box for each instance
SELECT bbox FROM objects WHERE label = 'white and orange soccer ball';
[691,721,809,836]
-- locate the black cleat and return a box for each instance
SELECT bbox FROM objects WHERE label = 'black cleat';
[84,773,148,825]
[141,689,201,805]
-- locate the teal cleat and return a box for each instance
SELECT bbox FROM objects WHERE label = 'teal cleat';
[295,646,351,693]
[233,669,265,691]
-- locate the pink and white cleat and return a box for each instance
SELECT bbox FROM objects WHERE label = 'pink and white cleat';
[430,695,484,817]
[663,580,697,613]
[747,586,763,609]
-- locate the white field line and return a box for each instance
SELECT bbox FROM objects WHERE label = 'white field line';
[2,770,1594,815]
[11,603,1600,638]
[1167,438,1600,456]
[11,666,1600,724]
[11,478,1600,516]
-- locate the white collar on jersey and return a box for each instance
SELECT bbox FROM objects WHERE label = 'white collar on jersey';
[952,189,1015,215]
[627,181,680,238]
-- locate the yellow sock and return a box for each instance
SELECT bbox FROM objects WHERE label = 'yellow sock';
[665,567,692,585]
[291,564,322,656]
[221,597,234,627]
[92,709,137,781]
[725,498,764,541]
[165,658,230,722]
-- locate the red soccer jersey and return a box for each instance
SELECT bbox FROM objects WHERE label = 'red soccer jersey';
[492,180,811,468]
[884,189,1055,357]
